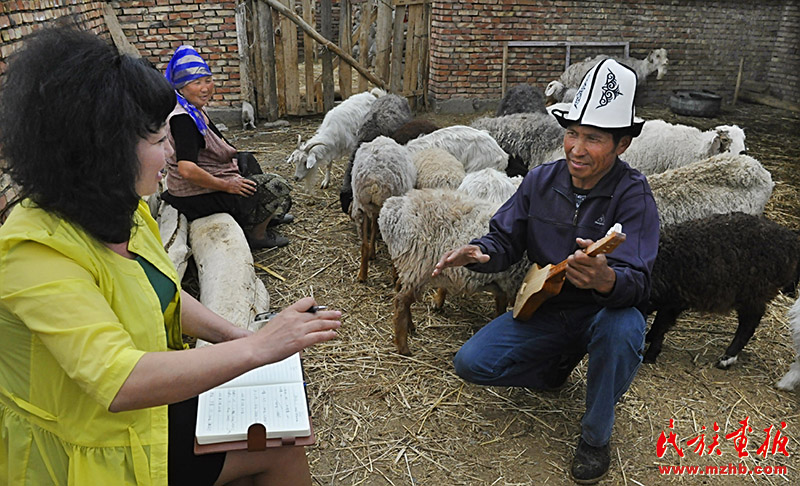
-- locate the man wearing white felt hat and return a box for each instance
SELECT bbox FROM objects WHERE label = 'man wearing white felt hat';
[434,59,660,484]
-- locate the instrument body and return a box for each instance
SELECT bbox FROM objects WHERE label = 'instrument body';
[512,231,626,320]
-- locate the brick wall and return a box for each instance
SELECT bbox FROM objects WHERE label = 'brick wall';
[429,0,800,111]
[113,0,241,107]
[0,0,107,75]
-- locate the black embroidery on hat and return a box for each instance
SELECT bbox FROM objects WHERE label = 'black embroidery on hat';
[597,69,622,108]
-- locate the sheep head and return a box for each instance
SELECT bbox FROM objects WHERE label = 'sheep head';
[288,136,327,182]
[715,125,747,155]
[544,80,565,104]
[647,48,669,80]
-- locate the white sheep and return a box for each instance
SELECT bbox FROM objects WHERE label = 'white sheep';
[545,48,669,103]
[350,136,417,282]
[290,88,386,189]
[470,112,565,176]
[412,148,465,190]
[241,101,256,130]
[378,187,530,355]
[545,119,747,176]
[457,168,520,205]
[648,153,774,227]
[777,296,800,391]
[405,125,509,174]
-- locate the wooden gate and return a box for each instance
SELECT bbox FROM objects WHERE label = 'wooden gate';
[236,0,431,120]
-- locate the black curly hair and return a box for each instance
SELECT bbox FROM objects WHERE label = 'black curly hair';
[0,25,176,243]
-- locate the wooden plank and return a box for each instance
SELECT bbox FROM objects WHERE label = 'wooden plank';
[102,3,140,58]
[374,0,392,83]
[733,57,744,106]
[402,4,422,99]
[320,0,334,111]
[338,0,352,99]
[250,0,267,115]
[235,2,254,108]
[393,0,431,6]
[420,2,430,110]
[389,5,406,94]
[256,1,279,120]
[281,0,301,114]
[269,1,286,116]
[501,42,508,98]
[302,0,315,112]
[357,2,371,92]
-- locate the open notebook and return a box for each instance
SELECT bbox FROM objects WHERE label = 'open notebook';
[195,353,312,448]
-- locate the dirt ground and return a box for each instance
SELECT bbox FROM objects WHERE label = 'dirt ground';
[221,100,800,485]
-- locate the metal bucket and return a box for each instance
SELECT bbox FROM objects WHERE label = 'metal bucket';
[669,90,722,117]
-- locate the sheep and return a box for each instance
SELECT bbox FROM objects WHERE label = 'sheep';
[623,121,747,175]
[378,187,530,355]
[643,212,800,369]
[457,168,520,205]
[405,125,509,174]
[777,297,800,391]
[412,148,465,190]
[241,101,256,130]
[470,112,565,176]
[544,119,747,176]
[339,94,413,213]
[289,88,386,189]
[545,48,669,104]
[647,153,773,227]
[495,84,547,116]
[350,136,417,282]
[389,118,440,145]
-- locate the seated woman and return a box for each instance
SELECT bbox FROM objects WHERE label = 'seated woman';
[0,26,341,485]
[161,45,292,249]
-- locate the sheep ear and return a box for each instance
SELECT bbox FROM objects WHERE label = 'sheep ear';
[306,153,317,169]
[710,133,723,154]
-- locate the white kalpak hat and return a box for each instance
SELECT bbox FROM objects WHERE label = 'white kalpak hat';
[551,58,644,137]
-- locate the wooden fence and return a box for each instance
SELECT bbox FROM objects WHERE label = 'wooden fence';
[237,0,431,120]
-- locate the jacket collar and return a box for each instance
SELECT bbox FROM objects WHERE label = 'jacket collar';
[553,157,626,198]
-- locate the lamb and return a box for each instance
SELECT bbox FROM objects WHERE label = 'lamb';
[545,48,669,104]
[289,88,386,189]
[470,112,565,176]
[776,297,800,391]
[647,153,773,227]
[412,148,465,190]
[495,84,547,116]
[350,136,417,282]
[339,94,413,213]
[457,168,521,205]
[379,187,530,355]
[389,118,440,145]
[643,212,800,369]
[405,125,509,174]
[241,101,256,130]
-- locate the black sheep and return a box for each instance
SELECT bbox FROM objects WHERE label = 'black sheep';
[644,212,800,368]
[495,83,547,116]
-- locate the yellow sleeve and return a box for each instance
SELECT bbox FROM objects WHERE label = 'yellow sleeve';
[0,241,146,409]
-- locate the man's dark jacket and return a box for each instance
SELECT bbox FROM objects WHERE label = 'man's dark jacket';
[469,157,660,314]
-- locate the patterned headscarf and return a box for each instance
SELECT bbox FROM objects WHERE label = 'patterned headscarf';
[164,45,212,135]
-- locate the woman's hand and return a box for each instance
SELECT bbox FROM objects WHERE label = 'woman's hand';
[248,297,341,365]
[225,176,257,196]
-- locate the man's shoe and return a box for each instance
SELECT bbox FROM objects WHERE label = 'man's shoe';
[268,213,294,227]
[248,229,289,249]
[571,438,610,484]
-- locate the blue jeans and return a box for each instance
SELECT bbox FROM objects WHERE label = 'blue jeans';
[453,306,646,447]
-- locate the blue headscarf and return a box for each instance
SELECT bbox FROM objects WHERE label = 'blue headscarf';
[165,45,212,135]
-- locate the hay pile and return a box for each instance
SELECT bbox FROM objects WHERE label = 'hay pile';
[221,102,799,485]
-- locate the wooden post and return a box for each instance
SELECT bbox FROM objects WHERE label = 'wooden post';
[320,0,334,111]
[280,0,300,114]
[260,0,387,90]
[255,1,279,120]
[390,5,406,94]
[375,0,393,82]
[733,57,744,106]
[235,2,254,108]
[357,3,371,92]
[302,0,315,112]
[338,0,353,99]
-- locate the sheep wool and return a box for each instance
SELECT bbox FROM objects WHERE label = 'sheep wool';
[777,297,800,391]
[648,153,774,227]
[412,148,466,190]
[471,112,565,174]
[644,212,800,369]
[406,125,509,174]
